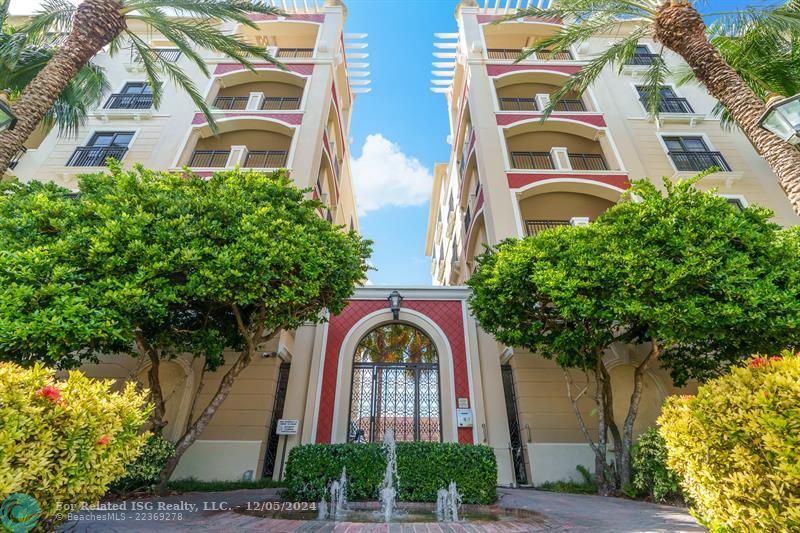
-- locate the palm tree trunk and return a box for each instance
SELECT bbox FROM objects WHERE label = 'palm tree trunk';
[0,0,125,175]
[654,1,800,216]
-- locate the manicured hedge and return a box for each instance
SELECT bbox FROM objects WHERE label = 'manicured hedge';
[284,441,497,504]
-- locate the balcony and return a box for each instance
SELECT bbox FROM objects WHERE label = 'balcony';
[213,96,249,110]
[653,97,695,114]
[511,151,609,171]
[276,47,313,58]
[67,146,128,167]
[189,150,230,167]
[669,151,732,172]
[104,93,153,110]
[213,94,302,112]
[626,53,659,66]
[568,153,608,171]
[511,151,555,169]
[8,148,26,170]
[126,47,181,70]
[499,97,587,112]
[188,149,288,169]
[525,219,570,236]
[246,150,288,167]
[487,48,574,61]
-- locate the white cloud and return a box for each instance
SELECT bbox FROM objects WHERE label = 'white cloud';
[351,134,432,215]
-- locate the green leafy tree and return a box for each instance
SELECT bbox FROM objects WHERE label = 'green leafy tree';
[0,0,108,140]
[0,0,284,174]
[505,0,800,216]
[467,175,800,493]
[0,165,372,484]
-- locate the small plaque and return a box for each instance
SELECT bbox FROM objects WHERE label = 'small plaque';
[457,398,469,409]
[276,419,299,435]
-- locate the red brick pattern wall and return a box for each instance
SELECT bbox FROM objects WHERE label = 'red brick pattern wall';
[315,299,473,444]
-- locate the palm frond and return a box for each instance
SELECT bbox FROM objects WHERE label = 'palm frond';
[122,0,283,30]
[542,27,649,119]
[23,0,75,37]
[126,31,219,133]
[503,0,659,23]
[516,14,627,62]
[639,48,671,118]
[0,0,9,28]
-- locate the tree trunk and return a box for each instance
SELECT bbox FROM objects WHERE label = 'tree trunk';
[618,339,658,488]
[600,361,622,488]
[654,1,800,216]
[562,364,613,495]
[0,0,126,174]
[157,305,270,491]
[157,347,255,488]
[593,360,613,495]
[134,332,167,433]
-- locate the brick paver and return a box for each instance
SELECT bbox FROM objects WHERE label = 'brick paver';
[58,487,704,532]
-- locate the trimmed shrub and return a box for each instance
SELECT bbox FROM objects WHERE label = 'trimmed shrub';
[629,428,683,504]
[0,363,150,527]
[110,434,176,493]
[285,443,386,502]
[285,441,497,504]
[659,352,800,532]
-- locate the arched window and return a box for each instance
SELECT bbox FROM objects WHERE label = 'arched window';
[348,324,441,443]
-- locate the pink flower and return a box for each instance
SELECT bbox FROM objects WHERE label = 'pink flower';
[96,435,110,446]
[749,358,768,368]
[36,385,61,403]
[770,356,783,362]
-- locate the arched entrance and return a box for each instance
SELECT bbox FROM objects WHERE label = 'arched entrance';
[347,323,442,443]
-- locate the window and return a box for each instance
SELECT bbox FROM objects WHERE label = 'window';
[662,136,731,172]
[627,45,658,65]
[723,196,747,211]
[636,86,694,114]
[67,132,133,167]
[104,83,153,110]
[348,324,441,443]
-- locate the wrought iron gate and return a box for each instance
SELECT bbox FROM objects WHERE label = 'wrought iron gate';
[348,324,442,443]
[262,361,290,478]
[349,362,441,443]
[502,364,528,485]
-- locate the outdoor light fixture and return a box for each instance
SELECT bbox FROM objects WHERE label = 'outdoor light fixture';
[0,98,17,132]
[758,94,800,145]
[388,290,403,320]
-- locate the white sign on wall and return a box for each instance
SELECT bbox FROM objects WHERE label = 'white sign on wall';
[276,419,299,435]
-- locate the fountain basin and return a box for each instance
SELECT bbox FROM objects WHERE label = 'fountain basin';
[236,501,546,525]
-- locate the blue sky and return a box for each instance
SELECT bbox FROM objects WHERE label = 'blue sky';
[10,0,765,286]
[343,1,456,286]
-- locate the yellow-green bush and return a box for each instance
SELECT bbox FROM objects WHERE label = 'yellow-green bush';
[659,352,800,532]
[0,362,150,527]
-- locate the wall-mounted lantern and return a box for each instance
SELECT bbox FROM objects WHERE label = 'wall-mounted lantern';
[387,290,403,320]
[758,94,800,145]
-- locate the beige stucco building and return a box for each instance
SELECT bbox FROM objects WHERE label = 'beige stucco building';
[424,0,800,486]
[7,0,799,490]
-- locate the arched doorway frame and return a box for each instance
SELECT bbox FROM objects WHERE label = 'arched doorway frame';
[328,307,458,443]
[347,323,442,443]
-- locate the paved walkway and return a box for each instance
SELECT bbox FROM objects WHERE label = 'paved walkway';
[58,487,704,532]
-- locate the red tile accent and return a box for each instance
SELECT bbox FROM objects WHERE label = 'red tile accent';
[496,113,606,128]
[315,299,473,444]
[487,64,581,76]
[214,63,314,76]
[191,112,303,126]
[507,172,630,190]
[475,190,484,213]
[247,13,325,23]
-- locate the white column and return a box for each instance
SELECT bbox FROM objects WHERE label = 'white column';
[550,147,571,170]
[535,93,551,112]
[246,92,264,111]
[227,145,248,167]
